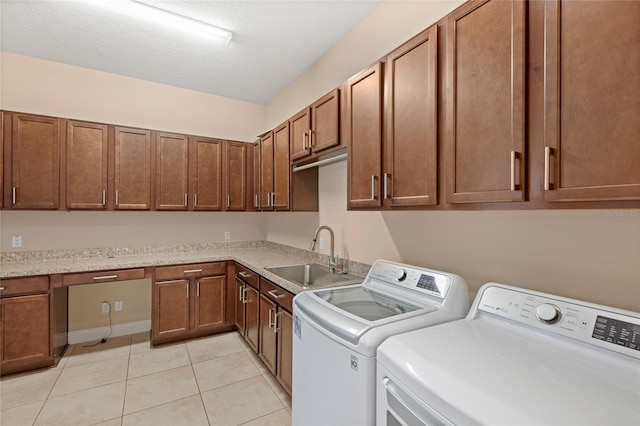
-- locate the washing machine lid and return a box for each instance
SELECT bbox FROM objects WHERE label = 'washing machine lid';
[377,311,640,425]
[295,287,436,346]
[314,286,422,321]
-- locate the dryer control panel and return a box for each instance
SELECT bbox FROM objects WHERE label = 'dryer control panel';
[476,284,640,359]
[367,261,451,300]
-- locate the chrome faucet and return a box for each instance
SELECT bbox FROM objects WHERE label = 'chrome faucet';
[310,225,340,273]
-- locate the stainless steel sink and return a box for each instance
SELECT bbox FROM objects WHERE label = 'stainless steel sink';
[265,263,360,287]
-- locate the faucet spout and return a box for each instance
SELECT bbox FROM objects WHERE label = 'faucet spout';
[310,225,337,272]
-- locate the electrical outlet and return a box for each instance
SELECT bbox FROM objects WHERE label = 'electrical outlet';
[101,302,110,313]
[115,300,122,311]
[224,230,231,240]
[12,236,22,248]
[319,237,324,250]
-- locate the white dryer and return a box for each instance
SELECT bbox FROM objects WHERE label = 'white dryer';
[377,283,640,425]
[292,260,469,426]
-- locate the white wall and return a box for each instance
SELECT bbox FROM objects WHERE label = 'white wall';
[1,51,265,142]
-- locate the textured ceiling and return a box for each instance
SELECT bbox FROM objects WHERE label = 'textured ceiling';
[0,0,381,104]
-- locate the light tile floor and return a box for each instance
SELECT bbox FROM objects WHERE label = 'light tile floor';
[0,332,292,426]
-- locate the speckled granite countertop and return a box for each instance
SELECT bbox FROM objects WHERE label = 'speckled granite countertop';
[0,241,370,295]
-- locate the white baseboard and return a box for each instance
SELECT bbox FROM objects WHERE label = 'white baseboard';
[68,320,151,344]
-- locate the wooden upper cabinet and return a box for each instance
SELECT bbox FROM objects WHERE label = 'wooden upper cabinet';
[273,122,290,210]
[252,142,261,211]
[114,127,152,210]
[384,26,438,207]
[347,62,383,209]
[289,89,340,163]
[289,108,311,162]
[260,132,274,210]
[543,0,640,201]
[10,113,60,209]
[224,141,247,211]
[66,121,108,209]
[310,89,340,154]
[191,137,222,211]
[446,0,526,203]
[155,132,188,210]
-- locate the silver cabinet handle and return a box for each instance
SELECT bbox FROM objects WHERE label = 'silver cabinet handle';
[266,192,270,207]
[242,287,248,304]
[186,284,189,298]
[194,193,198,208]
[371,175,377,201]
[510,151,516,191]
[544,147,552,191]
[12,187,16,205]
[267,290,282,299]
[302,131,307,150]
[0,287,6,291]
[383,173,390,200]
[238,285,245,302]
[254,194,258,208]
[268,308,275,328]
[197,281,200,297]
[184,193,188,207]
[102,190,106,206]
[239,271,251,278]
[227,194,231,208]
[93,275,118,280]
[115,190,119,206]
[273,312,280,333]
[183,269,203,274]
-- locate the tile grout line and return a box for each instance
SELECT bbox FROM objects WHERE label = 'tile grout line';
[185,340,214,425]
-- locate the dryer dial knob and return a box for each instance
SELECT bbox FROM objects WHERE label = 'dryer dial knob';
[395,269,407,282]
[536,304,561,324]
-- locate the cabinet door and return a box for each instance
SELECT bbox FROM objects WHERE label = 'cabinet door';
[258,294,277,375]
[192,137,222,211]
[115,127,151,210]
[543,0,640,201]
[311,89,340,154]
[153,279,190,341]
[347,63,383,208]
[289,108,311,161]
[234,279,245,332]
[1,294,50,369]
[260,132,274,210]
[194,276,225,333]
[446,0,526,203]
[66,121,108,209]
[11,114,60,209]
[276,308,293,395]
[225,141,247,211]
[244,284,260,352]
[273,122,290,210]
[252,142,261,210]
[155,132,188,210]
[384,27,438,207]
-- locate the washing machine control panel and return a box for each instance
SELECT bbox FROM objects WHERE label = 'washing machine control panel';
[477,285,640,359]
[368,261,451,299]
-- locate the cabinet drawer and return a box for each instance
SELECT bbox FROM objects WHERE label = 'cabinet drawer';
[155,262,226,280]
[260,278,294,312]
[63,268,145,286]
[0,276,50,297]
[235,263,259,289]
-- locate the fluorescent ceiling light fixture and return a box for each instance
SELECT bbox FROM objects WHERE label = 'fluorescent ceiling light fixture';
[84,0,233,45]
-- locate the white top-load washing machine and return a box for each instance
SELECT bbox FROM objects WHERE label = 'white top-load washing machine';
[376,283,640,425]
[292,260,469,426]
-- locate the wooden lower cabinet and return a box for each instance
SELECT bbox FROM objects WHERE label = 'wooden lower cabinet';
[276,308,293,394]
[1,293,51,374]
[152,263,227,345]
[258,294,277,373]
[243,284,260,353]
[257,278,294,395]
